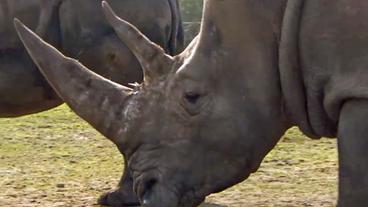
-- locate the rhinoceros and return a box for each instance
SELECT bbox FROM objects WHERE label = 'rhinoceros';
[14,0,368,206]
[0,0,183,117]
[2,0,183,206]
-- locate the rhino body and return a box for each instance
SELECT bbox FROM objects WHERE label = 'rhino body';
[14,0,368,206]
[0,0,183,117]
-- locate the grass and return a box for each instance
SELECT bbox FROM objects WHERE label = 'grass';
[0,105,337,207]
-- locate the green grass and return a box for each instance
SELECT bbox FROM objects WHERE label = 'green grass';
[0,105,337,206]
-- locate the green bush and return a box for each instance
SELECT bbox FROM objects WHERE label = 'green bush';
[179,0,203,45]
[179,0,203,22]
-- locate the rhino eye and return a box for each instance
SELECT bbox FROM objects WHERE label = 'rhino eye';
[185,92,201,104]
[107,53,116,61]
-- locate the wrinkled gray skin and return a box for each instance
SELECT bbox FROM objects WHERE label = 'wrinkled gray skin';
[2,0,183,206]
[0,0,183,117]
[15,0,368,206]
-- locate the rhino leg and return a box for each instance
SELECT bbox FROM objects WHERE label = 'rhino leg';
[98,163,139,206]
[337,99,368,206]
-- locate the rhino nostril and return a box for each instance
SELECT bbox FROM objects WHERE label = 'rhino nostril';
[145,178,157,190]
[138,178,157,205]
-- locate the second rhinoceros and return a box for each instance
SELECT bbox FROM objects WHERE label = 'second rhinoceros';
[0,0,183,117]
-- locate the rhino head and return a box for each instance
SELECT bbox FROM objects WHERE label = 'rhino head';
[15,1,291,206]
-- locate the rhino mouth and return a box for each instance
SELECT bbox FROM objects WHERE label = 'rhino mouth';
[134,173,205,207]
[134,175,179,207]
[135,176,159,205]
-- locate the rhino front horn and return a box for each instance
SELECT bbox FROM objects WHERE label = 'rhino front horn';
[14,19,132,144]
[102,1,174,83]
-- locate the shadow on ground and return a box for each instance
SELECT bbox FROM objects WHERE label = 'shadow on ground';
[200,203,227,207]
[126,203,226,207]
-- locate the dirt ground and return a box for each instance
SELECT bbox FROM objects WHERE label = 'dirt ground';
[0,105,337,207]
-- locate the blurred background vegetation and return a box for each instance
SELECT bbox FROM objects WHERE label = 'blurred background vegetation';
[179,0,203,45]
[180,0,203,22]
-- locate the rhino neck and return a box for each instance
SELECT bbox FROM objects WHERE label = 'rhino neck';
[279,0,320,138]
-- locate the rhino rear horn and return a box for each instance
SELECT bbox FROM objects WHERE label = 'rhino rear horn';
[14,19,131,144]
[102,1,174,83]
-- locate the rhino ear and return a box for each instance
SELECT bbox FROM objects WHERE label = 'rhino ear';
[102,1,174,83]
[14,19,131,144]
